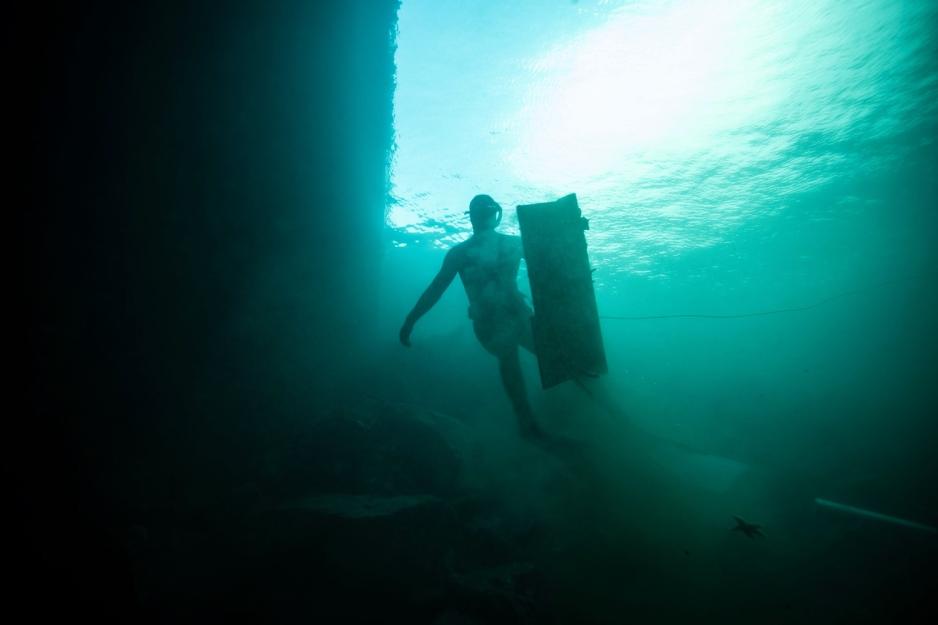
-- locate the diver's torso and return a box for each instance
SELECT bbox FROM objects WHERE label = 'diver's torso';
[453,231,525,320]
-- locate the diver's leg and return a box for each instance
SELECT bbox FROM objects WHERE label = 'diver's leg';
[518,313,535,355]
[498,347,541,438]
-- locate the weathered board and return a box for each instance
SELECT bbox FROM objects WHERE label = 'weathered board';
[517,193,607,389]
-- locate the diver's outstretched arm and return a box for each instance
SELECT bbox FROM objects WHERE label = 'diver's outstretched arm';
[399,250,460,346]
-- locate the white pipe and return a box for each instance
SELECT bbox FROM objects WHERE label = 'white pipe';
[815,498,937,533]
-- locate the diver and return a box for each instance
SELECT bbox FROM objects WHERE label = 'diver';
[399,194,543,439]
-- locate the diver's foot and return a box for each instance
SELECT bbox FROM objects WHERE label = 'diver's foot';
[520,423,590,468]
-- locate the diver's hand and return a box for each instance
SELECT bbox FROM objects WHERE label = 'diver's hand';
[399,321,413,347]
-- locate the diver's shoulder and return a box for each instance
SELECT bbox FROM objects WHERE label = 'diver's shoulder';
[499,232,523,249]
[449,237,472,253]
[446,238,472,263]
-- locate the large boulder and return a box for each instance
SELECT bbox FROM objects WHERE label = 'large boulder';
[265,399,471,500]
[125,399,554,623]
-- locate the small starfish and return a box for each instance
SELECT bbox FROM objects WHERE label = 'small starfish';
[732,515,764,538]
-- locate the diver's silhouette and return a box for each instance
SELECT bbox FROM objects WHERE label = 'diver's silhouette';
[399,194,541,438]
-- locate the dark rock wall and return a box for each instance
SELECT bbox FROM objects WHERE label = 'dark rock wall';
[25,1,398,618]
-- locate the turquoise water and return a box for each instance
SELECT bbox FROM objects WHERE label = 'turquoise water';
[389,0,936,278]
[381,1,938,620]
[386,0,937,431]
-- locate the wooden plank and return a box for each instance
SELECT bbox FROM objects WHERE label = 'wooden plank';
[517,194,607,389]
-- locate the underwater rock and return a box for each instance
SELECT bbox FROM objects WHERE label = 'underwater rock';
[126,398,552,623]
[276,493,440,518]
[445,560,543,623]
[244,492,546,623]
[270,399,469,498]
[431,610,485,625]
